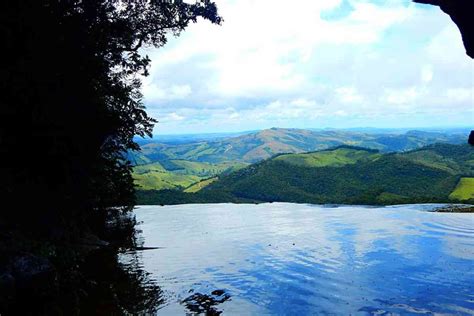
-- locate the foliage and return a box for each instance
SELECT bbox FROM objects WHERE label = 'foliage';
[135,189,242,205]
[1,0,221,230]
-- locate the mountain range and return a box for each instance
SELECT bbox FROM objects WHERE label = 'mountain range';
[132,128,467,165]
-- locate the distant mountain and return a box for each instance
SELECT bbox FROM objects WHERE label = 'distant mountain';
[131,128,467,165]
[135,130,256,145]
[136,143,474,205]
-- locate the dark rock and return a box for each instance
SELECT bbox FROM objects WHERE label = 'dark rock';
[3,253,57,308]
[11,253,54,283]
[211,289,225,296]
[434,205,474,213]
[130,246,163,251]
[80,232,110,248]
[182,290,231,315]
[0,273,15,288]
[469,130,474,146]
[0,272,15,296]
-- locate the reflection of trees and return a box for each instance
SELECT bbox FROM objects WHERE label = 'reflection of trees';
[0,214,164,314]
[183,290,231,315]
[79,214,164,315]
[80,248,164,315]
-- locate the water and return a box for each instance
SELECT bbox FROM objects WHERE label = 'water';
[123,203,474,315]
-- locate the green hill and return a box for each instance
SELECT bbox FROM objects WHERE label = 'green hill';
[136,144,474,205]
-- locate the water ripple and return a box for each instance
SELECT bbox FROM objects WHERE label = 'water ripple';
[124,203,474,315]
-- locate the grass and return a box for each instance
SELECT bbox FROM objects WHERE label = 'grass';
[133,171,201,190]
[449,177,474,201]
[132,160,247,191]
[133,162,166,174]
[184,177,218,193]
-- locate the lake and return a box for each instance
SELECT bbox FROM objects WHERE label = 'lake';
[122,203,474,315]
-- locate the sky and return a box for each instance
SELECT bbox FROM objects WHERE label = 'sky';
[141,0,473,135]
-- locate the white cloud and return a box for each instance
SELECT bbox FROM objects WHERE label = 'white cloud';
[421,65,433,83]
[445,88,473,103]
[382,87,420,105]
[334,110,348,117]
[335,86,364,103]
[145,0,415,98]
[141,0,473,134]
[142,82,192,101]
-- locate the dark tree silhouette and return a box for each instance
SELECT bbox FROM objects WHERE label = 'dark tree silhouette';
[0,2,221,312]
[0,0,221,234]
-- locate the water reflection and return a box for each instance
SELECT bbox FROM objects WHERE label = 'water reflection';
[80,248,164,315]
[129,203,474,315]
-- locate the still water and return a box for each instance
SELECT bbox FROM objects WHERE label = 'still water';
[123,203,474,315]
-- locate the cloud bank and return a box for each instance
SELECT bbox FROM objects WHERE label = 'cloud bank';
[142,0,473,134]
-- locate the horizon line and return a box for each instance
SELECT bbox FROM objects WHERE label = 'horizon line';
[140,125,473,138]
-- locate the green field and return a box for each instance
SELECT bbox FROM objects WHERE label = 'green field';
[449,178,474,201]
[184,177,218,193]
[133,170,201,190]
[133,160,247,191]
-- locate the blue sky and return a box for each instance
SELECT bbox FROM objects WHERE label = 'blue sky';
[142,0,473,135]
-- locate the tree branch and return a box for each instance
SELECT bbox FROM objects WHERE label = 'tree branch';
[124,18,192,52]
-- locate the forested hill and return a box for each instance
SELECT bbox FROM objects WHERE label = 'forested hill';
[137,143,474,205]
